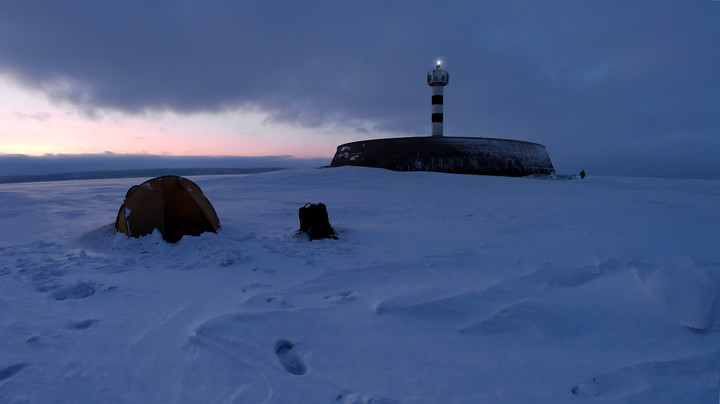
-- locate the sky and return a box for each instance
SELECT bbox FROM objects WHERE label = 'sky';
[0,1,718,178]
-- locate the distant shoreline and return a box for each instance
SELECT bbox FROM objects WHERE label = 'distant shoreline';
[0,167,286,184]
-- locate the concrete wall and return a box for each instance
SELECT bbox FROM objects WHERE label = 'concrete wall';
[330,137,555,177]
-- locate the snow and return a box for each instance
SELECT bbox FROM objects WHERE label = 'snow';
[1,167,719,403]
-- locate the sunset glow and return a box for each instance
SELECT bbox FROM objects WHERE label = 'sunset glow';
[0,75,351,158]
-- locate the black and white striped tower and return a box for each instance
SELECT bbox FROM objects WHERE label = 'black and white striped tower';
[427,61,449,137]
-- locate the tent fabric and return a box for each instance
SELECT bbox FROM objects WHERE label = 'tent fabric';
[115,176,220,243]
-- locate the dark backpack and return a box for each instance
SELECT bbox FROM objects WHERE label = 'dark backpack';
[298,203,337,240]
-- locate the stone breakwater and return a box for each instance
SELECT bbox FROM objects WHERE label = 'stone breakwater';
[330,137,555,177]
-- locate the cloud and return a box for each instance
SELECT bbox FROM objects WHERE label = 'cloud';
[0,1,718,177]
[12,111,52,121]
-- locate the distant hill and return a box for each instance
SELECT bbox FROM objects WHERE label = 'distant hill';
[0,167,285,184]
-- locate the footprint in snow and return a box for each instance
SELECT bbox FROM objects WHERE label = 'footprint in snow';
[274,339,307,375]
[51,281,96,301]
[69,319,99,330]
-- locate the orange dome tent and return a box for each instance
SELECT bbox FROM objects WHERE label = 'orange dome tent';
[115,176,220,243]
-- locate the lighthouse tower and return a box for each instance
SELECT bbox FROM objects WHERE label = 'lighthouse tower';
[427,61,449,137]
[329,60,555,177]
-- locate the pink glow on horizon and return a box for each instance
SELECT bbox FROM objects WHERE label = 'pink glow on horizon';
[0,75,343,158]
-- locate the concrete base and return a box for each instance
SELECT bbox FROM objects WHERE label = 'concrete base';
[330,136,555,177]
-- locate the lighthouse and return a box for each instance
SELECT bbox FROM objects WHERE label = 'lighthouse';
[330,60,555,177]
[427,61,449,137]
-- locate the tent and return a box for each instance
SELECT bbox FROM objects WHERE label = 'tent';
[115,176,220,243]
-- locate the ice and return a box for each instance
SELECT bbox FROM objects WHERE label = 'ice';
[0,167,718,403]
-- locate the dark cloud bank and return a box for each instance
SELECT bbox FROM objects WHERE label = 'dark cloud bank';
[0,1,718,178]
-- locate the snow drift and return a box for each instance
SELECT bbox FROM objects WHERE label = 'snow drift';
[0,167,718,403]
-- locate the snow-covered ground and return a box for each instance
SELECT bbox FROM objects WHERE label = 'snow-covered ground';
[1,167,718,403]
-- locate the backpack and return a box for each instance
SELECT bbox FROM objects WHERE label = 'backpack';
[298,203,338,240]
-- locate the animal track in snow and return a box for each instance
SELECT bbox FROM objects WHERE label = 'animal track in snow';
[274,339,307,375]
[0,363,28,382]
